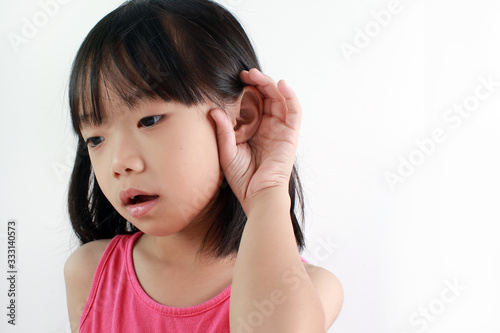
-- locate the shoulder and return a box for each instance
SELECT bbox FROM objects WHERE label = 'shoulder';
[303,262,344,329]
[64,239,112,274]
[64,239,112,332]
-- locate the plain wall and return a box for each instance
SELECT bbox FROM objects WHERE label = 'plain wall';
[1,0,499,332]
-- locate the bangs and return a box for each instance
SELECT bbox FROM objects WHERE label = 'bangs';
[69,1,245,132]
[66,0,306,257]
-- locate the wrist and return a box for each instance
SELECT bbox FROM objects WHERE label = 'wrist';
[242,187,291,217]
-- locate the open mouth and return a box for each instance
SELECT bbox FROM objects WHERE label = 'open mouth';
[122,192,160,218]
[128,195,159,205]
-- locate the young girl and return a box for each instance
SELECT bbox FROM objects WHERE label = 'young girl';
[63,0,343,331]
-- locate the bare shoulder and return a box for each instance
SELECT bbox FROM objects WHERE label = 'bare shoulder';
[64,239,112,332]
[303,262,344,329]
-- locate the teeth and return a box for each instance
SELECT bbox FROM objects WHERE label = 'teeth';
[126,194,158,205]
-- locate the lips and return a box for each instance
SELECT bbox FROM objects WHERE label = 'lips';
[126,194,158,205]
[120,188,158,205]
[119,188,159,218]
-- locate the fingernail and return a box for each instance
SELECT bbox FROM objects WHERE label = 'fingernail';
[281,80,292,91]
[209,109,218,121]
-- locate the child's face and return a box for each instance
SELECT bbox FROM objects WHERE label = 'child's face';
[80,96,226,236]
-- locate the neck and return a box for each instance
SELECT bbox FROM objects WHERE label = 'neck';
[136,206,235,269]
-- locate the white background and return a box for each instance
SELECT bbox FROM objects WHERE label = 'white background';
[1,0,499,332]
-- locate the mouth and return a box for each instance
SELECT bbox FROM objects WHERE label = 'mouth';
[119,188,160,218]
[126,195,159,206]
[120,188,159,207]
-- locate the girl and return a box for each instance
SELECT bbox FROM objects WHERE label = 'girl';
[63,0,343,332]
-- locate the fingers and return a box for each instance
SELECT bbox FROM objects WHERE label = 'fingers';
[277,79,302,131]
[240,69,277,99]
[240,68,302,130]
[210,108,237,170]
[240,69,287,122]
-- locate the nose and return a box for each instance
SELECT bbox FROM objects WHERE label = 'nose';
[110,133,145,178]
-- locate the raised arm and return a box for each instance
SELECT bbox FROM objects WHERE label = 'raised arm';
[210,69,342,332]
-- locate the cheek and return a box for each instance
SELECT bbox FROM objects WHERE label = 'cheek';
[169,124,223,207]
[92,164,112,199]
[88,155,118,207]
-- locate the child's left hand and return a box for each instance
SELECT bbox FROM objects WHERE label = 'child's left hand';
[210,68,302,213]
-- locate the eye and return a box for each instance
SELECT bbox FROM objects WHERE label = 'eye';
[85,136,104,148]
[139,115,164,128]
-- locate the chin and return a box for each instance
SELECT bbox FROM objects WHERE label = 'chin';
[132,221,179,236]
[131,217,192,238]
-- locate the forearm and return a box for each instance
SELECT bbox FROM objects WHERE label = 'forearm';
[230,188,325,332]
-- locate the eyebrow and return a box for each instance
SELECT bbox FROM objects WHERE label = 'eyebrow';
[78,101,151,130]
[78,112,110,130]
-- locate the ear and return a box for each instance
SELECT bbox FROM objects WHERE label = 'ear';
[232,86,263,144]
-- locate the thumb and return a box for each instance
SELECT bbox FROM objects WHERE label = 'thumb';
[210,108,237,170]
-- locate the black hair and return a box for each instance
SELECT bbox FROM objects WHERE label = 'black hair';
[67,0,306,257]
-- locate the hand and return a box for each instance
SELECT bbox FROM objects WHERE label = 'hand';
[210,68,302,213]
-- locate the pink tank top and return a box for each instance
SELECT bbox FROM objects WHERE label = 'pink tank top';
[79,231,231,332]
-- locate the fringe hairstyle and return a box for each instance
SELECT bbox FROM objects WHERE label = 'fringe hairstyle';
[67,0,306,257]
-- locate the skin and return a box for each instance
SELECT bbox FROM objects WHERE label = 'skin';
[81,97,224,239]
[215,70,341,332]
[65,69,343,332]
